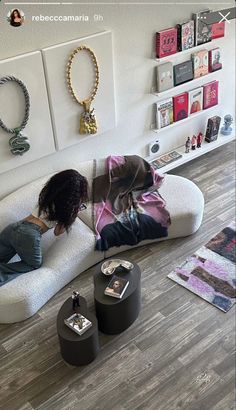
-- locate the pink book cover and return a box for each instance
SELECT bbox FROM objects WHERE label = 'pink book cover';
[156,28,177,58]
[203,81,219,109]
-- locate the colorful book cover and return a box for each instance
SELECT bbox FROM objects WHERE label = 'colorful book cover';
[203,80,219,109]
[177,20,195,51]
[205,115,221,142]
[156,62,173,92]
[212,22,225,39]
[156,98,173,129]
[193,9,212,46]
[192,49,209,78]
[173,61,193,86]
[156,27,177,58]
[104,276,129,299]
[173,92,188,122]
[209,47,222,72]
[188,87,203,114]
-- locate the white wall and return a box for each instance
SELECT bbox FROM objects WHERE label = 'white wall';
[0,1,235,199]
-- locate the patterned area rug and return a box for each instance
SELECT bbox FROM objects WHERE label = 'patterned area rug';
[168,221,236,312]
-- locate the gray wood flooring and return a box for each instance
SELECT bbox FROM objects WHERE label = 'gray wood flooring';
[0,141,235,410]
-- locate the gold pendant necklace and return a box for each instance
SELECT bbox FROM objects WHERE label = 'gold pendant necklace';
[66,46,99,135]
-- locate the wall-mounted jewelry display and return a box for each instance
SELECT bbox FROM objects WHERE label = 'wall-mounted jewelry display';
[0,76,30,156]
[66,46,99,135]
[42,31,116,150]
[0,51,55,174]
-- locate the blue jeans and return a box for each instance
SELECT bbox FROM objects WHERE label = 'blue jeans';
[0,221,42,287]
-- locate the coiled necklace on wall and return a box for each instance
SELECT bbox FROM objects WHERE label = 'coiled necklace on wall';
[0,76,30,156]
[66,46,99,135]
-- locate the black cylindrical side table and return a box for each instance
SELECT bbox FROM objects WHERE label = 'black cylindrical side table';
[57,297,99,366]
[93,260,141,334]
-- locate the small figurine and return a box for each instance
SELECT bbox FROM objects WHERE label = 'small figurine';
[72,291,80,312]
[197,132,203,148]
[191,135,197,150]
[221,114,233,135]
[185,137,191,153]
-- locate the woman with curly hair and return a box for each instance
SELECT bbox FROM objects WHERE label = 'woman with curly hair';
[0,169,89,286]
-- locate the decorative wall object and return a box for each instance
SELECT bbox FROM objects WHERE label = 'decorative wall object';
[0,76,30,156]
[66,46,99,135]
[0,51,55,174]
[42,31,116,150]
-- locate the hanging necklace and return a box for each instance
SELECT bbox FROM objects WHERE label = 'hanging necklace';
[66,46,99,135]
[0,76,30,156]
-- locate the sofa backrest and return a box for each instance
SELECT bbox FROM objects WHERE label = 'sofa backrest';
[0,160,94,232]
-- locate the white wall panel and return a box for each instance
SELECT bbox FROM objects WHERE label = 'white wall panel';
[0,51,55,174]
[42,31,116,150]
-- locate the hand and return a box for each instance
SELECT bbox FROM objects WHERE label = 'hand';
[54,224,66,236]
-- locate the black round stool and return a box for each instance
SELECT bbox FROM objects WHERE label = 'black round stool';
[93,260,141,334]
[57,297,99,366]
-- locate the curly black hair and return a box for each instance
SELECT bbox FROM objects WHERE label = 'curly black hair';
[38,169,89,232]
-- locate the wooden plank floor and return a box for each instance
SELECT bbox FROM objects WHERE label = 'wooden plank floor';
[0,141,235,410]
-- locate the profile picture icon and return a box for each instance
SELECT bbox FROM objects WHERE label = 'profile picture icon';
[7,9,25,27]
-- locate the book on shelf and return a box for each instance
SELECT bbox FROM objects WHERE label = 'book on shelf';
[156,62,174,92]
[156,27,177,58]
[212,22,225,39]
[156,98,173,129]
[173,92,188,122]
[104,276,129,299]
[173,60,194,86]
[192,49,209,78]
[176,20,195,51]
[151,151,182,169]
[209,47,222,72]
[205,115,221,142]
[203,80,219,109]
[188,87,203,114]
[64,313,92,336]
[192,9,212,46]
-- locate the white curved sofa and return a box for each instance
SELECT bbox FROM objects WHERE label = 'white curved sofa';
[0,159,204,323]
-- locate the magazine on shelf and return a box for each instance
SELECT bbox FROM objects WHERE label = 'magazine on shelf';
[156,27,177,58]
[156,98,173,129]
[173,92,188,122]
[203,80,219,109]
[192,9,212,46]
[188,87,203,114]
[211,22,225,39]
[156,62,173,92]
[209,48,222,72]
[177,20,195,51]
[104,276,129,299]
[64,313,92,335]
[192,49,209,78]
[151,150,182,169]
[173,61,193,86]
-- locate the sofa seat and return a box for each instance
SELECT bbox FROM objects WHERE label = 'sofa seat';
[0,162,204,323]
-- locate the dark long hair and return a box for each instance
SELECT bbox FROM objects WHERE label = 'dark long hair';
[10,9,21,25]
[38,169,89,232]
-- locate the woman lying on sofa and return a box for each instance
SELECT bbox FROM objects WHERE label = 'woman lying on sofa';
[0,169,89,287]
